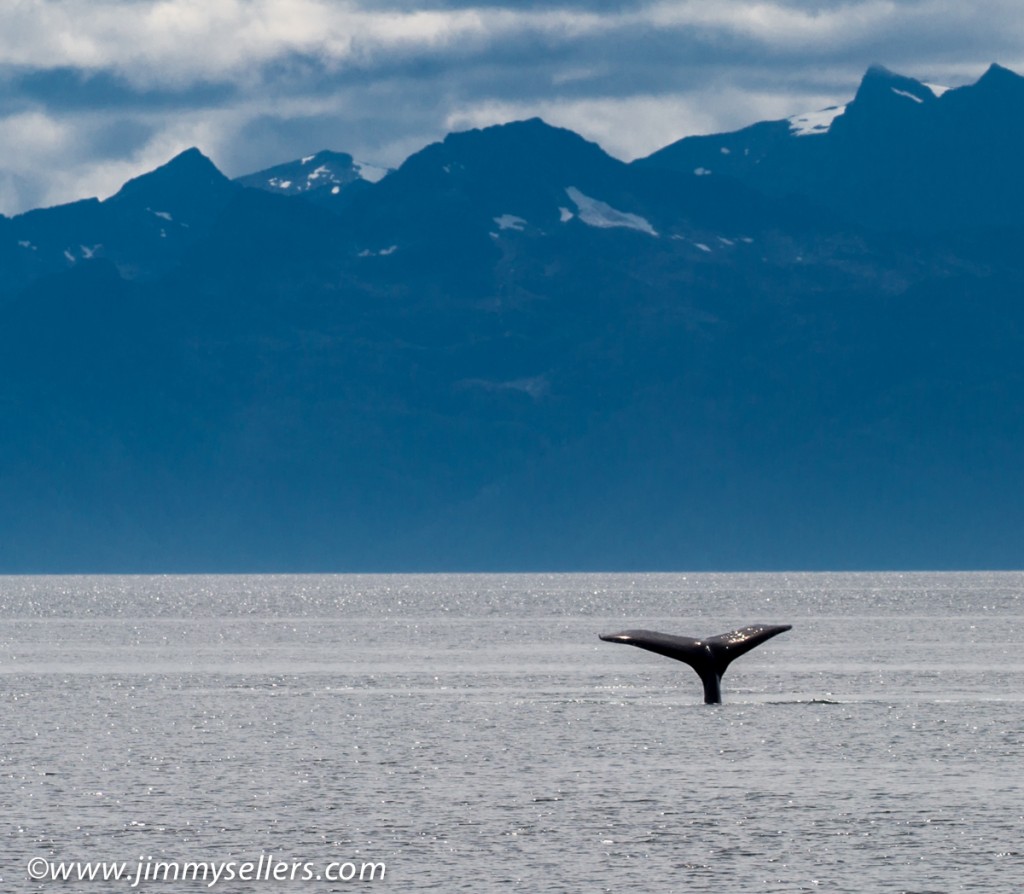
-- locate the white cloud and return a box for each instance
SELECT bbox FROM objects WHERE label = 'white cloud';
[0,0,1021,214]
[0,2,567,85]
[0,111,72,155]
[445,88,840,161]
[642,0,900,46]
[0,104,242,210]
[2,1,1021,86]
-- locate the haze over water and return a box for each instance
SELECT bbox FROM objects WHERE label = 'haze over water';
[3,572,1023,891]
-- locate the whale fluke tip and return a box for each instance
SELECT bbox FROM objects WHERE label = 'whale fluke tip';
[599,623,791,703]
[598,632,627,642]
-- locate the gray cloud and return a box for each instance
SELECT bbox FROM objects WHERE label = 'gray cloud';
[5,66,238,112]
[0,0,1019,214]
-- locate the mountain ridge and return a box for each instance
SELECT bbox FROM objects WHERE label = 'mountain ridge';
[1,64,1023,571]
[636,62,1024,233]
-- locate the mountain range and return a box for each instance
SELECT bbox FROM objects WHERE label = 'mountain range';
[1,63,1023,571]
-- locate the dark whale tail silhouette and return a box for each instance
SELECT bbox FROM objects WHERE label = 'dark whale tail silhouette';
[599,624,792,703]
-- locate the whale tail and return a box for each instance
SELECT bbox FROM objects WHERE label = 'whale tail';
[599,624,792,703]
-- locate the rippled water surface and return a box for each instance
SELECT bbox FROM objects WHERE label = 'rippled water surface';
[3,573,1024,892]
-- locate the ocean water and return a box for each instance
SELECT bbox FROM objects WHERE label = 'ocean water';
[2,572,1023,892]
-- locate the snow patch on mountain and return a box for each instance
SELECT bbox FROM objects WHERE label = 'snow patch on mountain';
[238,152,390,197]
[788,105,846,136]
[494,214,527,231]
[891,88,924,103]
[564,187,657,237]
[355,162,389,183]
[461,375,549,399]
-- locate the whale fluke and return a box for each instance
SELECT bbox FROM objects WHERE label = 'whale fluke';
[599,624,792,703]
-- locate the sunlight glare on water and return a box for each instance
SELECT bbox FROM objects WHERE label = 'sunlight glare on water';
[2,572,1023,892]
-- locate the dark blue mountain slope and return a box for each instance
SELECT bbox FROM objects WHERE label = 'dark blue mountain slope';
[0,148,239,295]
[2,73,1024,570]
[637,63,1024,233]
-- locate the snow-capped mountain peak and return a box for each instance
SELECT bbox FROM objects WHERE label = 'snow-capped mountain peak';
[235,151,392,199]
[788,105,847,137]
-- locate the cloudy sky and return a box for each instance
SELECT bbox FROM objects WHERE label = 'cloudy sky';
[0,0,1020,214]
